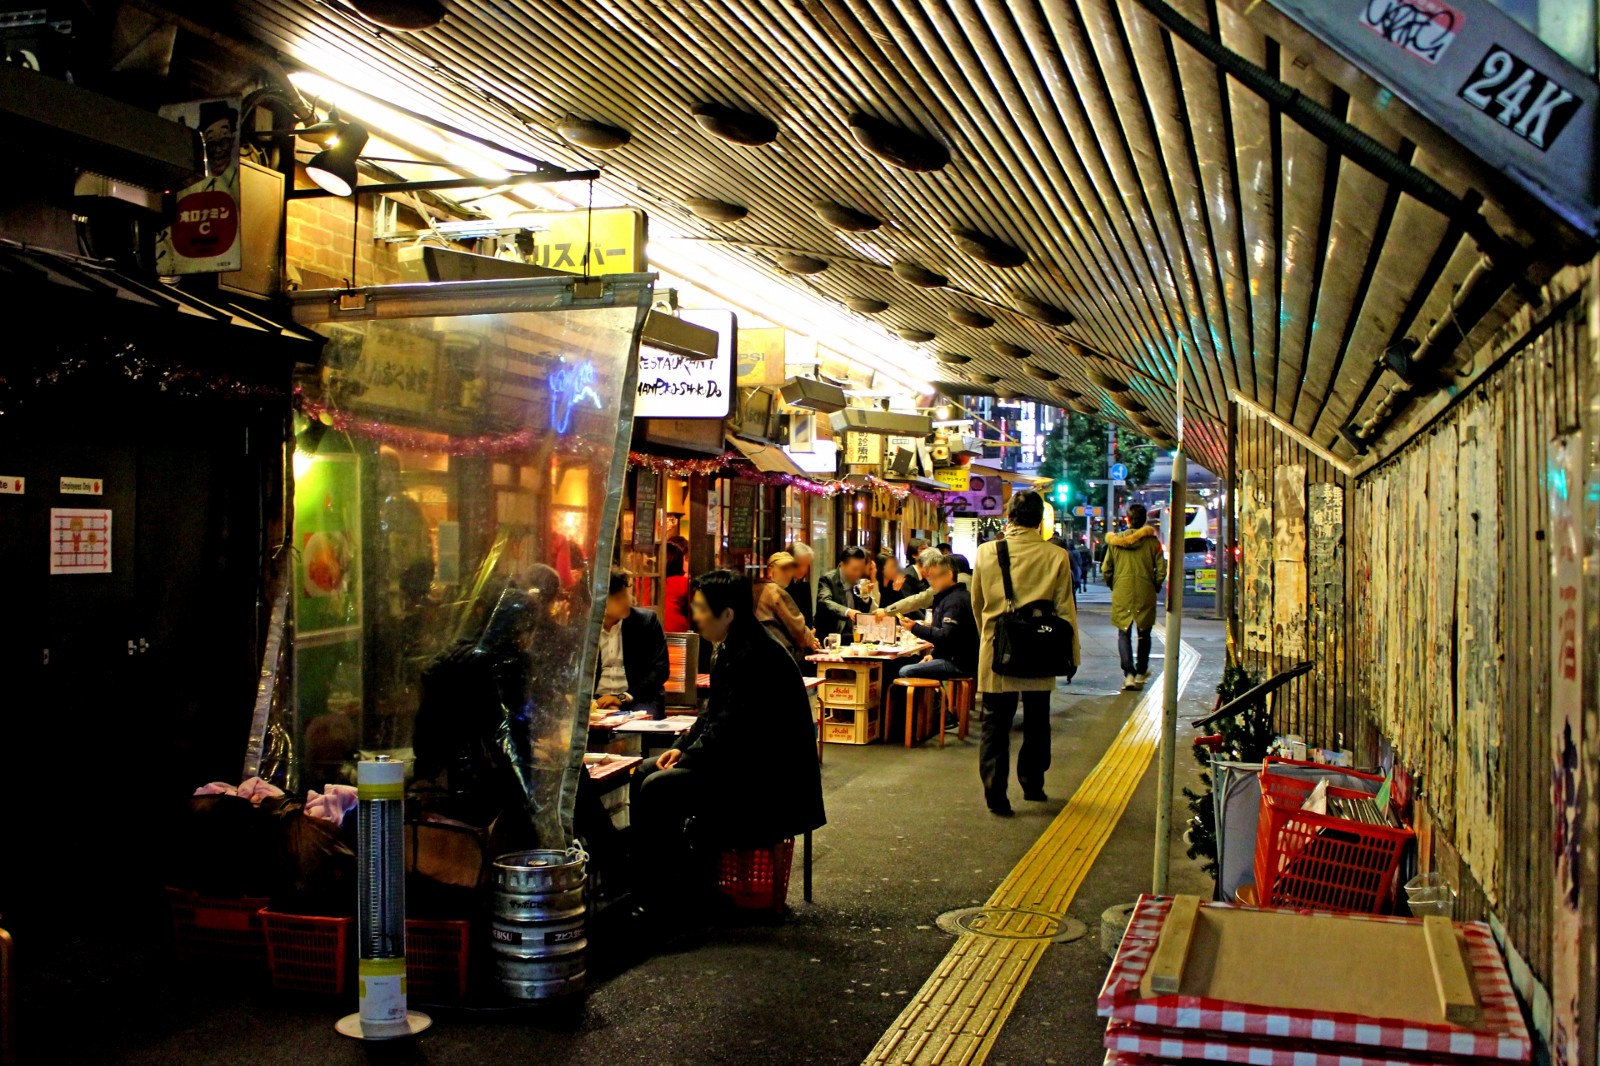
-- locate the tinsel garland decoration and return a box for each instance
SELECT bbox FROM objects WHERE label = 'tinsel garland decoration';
[0,338,289,415]
[624,450,947,506]
[296,395,600,459]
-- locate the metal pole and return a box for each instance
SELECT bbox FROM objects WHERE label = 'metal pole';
[1153,375,1187,895]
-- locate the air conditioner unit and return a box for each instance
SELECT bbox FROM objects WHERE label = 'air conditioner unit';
[828,408,933,437]
[779,376,847,412]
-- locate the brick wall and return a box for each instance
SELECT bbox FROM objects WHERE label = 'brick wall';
[284,170,408,289]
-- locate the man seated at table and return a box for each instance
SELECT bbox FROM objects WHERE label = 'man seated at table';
[816,545,873,643]
[895,556,977,725]
[879,547,968,617]
[634,569,826,913]
[594,569,669,719]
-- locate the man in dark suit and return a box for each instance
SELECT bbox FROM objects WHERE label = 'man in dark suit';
[594,569,669,719]
[815,545,872,643]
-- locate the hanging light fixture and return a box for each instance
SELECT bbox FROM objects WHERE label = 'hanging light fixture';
[845,297,889,314]
[846,112,950,172]
[305,118,369,197]
[950,227,1027,268]
[990,340,1030,359]
[811,199,881,231]
[557,116,631,150]
[776,252,827,274]
[683,196,747,222]
[691,101,778,146]
[1013,293,1074,328]
[896,327,936,343]
[947,307,995,329]
[893,261,948,288]
[347,0,446,30]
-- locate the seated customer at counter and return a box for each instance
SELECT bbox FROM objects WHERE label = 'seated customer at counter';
[593,569,669,719]
[895,555,977,686]
[634,569,826,909]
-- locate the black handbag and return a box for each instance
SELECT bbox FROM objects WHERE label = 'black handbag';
[992,540,1076,678]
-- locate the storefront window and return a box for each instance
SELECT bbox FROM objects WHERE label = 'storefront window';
[289,275,651,846]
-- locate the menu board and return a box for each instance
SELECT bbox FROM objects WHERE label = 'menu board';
[633,470,659,549]
[634,309,734,419]
[945,472,1005,516]
[845,433,883,466]
[728,480,757,551]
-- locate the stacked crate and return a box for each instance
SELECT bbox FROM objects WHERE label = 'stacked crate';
[818,662,883,744]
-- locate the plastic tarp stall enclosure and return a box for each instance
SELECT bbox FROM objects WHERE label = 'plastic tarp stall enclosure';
[289,275,653,848]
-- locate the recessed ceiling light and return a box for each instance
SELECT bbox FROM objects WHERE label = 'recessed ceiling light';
[777,253,828,274]
[897,328,936,343]
[893,261,948,288]
[991,340,1030,359]
[811,199,881,231]
[683,196,748,222]
[947,307,995,329]
[1014,293,1074,328]
[557,116,631,150]
[951,227,1027,268]
[845,297,890,314]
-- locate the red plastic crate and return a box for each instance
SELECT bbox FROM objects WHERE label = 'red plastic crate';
[1254,773,1413,914]
[260,910,353,995]
[405,918,470,1000]
[716,839,795,912]
[165,887,269,973]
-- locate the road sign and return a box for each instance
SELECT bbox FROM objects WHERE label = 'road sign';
[1109,462,1127,480]
[1072,506,1104,517]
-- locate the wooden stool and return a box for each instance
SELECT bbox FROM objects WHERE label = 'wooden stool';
[891,677,942,748]
[938,677,976,747]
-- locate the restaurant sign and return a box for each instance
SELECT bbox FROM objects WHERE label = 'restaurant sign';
[634,309,733,419]
[944,472,1005,516]
[155,96,243,274]
[517,207,647,274]
[934,466,969,491]
[845,433,883,467]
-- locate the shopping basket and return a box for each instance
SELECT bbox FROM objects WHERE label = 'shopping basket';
[1254,772,1412,914]
[716,839,795,913]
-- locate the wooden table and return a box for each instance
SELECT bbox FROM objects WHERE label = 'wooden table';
[808,642,934,745]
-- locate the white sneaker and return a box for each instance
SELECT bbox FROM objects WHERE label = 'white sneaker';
[1123,674,1138,690]
[1136,672,1150,686]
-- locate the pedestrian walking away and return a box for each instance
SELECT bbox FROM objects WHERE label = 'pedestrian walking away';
[1102,503,1163,689]
[969,490,1080,816]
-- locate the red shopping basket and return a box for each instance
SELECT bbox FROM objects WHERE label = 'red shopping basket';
[1254,772,1412,914]
[405,918,471,1001]
[260,910,353,995]
[165,887,269,973]
[716,839,795,912]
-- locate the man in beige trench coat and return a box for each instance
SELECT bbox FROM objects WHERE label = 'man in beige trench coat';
[970,491,1081,816]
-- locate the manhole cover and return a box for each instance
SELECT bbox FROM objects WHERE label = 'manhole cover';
[935,907,1087,943]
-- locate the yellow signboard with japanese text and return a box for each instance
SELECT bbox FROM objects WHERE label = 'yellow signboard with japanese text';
[845,433,883,467]
[522,207,647,274]
[934,466,970,491]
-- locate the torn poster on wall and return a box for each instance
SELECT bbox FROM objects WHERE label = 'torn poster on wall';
[1548,434,1584,1066]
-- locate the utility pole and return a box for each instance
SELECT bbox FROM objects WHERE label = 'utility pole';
[1106,423,1118,535]
[1153,370,1186,895]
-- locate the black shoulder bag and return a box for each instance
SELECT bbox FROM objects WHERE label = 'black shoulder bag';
[992,540,1076,678]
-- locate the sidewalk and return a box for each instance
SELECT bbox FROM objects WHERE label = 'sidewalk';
[30,606,1222,1066]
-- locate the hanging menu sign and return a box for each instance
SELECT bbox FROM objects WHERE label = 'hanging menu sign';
[727,480,757,551]
[633,471,660,550]
[635,309,734,419]
[845,433,883,467]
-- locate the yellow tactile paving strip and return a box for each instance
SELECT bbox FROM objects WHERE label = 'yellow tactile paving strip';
[863,639,1201,1066]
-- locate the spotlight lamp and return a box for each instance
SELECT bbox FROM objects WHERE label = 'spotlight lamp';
[304,118,369,197]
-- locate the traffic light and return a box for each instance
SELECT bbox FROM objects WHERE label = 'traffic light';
[1052,480,1072,506]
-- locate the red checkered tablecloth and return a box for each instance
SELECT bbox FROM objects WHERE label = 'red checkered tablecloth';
[1097,896,1531,1063]
[1104,1018,1510,1065]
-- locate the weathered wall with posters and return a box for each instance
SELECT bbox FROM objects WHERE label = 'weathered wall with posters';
[1233,405,1356,750]
[1349,270,1593,1027]
[1234,265,1597,1054]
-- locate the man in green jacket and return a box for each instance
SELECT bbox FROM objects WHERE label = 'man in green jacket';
[1102,503,1164,689]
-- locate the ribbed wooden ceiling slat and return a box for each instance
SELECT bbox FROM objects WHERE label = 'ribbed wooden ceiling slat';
[217,0,1550,477]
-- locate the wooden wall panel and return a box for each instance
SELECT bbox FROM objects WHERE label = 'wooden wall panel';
[1314,281,1592,1004]
[1233,407,1347,745]
[1272,464,1307,660]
